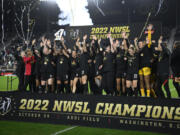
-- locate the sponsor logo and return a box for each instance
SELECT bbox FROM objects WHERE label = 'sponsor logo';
[0,97,11,115]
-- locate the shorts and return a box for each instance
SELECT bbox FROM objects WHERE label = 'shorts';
[70,72,79,80]
[35,73,41,80]
[57,73,69,81]
[139,67,151,76]
[116,71,126,78]
[80,69,89,77]
[41,72,54,81]
[126,73,138,80]
[95,70,102,77]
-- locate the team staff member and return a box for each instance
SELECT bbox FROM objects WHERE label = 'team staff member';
[40,37,55,93]
[126,45,139,96]
[94,38,103,94]
[171,41,180,96]
[23,49,35,92]
[88,39,97,94]
[13,47,25,92]
[101,33,116,95]
[154,36,171,98]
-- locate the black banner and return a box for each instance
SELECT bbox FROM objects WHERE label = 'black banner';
[64,22,162,46]
[0,91,180,133]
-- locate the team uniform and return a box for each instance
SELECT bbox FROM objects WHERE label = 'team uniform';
[79,52,89,77]
[126,53,139,81]
[138,45,152,76]
[94,51,103,77]
[115,48,127,78]
[70,56,80,80]
[88,51,97,94]
[102,52,116,95]
[56,54,69,81]
[40,47,55,81]
[56,54,70,93]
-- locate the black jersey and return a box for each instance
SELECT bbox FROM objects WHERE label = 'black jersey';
[139,45,152,68]
[103,52,116,72]
[56,54,69,74]
[41,54,55,73]
[79,52,89,70]
[156,46,170,75]
[40,46,55,73]
[127,53,139,74]
[70,57,79,73]
[115,48,127,72]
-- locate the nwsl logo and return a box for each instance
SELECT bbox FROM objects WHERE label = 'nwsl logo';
[0,97,11,115]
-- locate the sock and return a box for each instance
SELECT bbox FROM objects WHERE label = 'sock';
[41,85,46,93]
[48,85,52,93]
[140,89,145,97]
[35,87,39,93]
[65,84,70,94]
[147,89,150,97]
[83,83,88,95]
[57,84,61,93]
[116,90,120,96]
[121,91,127,96]
[151,89,157,98]
[134,87,138,97]
[126,88,131,96]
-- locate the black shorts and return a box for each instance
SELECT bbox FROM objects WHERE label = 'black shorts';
[95,70,102,77]
[116,71,126,78]
[80,69,89,77]
[70,72,79,80]
[41,72,54,81]
[126,73,138,81]
[57,73,69,81]
[35,73,41,80]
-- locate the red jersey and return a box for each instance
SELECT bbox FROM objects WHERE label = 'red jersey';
[23,56,35,76]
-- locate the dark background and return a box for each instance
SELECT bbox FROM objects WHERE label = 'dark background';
[0,0,180,41]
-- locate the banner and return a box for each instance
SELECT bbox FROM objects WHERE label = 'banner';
[64,22,162,47]
[0,91,180,133]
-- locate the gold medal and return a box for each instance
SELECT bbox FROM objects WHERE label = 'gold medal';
[60,61,63,64]
[72,61,75,65]
[141,53,144,56]
[116,54,120,58]
[44,62,47,65]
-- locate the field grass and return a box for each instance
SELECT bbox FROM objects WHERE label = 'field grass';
[0,76,178,135]
[0,121,167,135]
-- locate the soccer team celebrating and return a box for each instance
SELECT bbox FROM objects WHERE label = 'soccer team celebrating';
[14,24,180,98]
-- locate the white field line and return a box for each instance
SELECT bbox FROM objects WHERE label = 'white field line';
[51,126,78,135]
